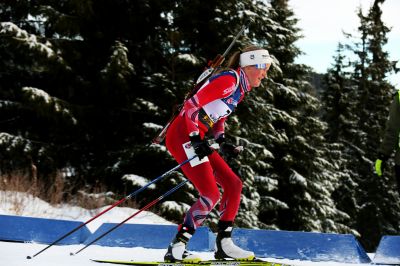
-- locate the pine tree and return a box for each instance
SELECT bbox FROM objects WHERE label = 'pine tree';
[0,0,178,196]
[323,43,356,142]
[250,0,354,233]
[322,43,361,232]
[267,0,305,85]
[0,19,75,178]
[323,0,400,250]
[352,0,400,251]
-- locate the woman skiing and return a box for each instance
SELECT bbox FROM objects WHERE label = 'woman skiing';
[164,45,272,262]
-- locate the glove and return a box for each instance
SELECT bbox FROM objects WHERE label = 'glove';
[189,133,213,160]
[375,154,388,176]
[216,135,243,159]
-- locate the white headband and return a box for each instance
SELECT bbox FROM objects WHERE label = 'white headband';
[239,49,272,68]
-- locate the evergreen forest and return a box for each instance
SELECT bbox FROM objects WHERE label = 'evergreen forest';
[1,0,399,251]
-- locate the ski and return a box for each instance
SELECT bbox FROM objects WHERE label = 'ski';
[91,259,295,266]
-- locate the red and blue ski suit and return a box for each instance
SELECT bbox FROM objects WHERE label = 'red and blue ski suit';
[165,68,251,229]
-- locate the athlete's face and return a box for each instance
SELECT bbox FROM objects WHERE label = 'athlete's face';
[243,64,271,88]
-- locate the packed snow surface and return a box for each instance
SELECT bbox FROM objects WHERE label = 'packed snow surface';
[0,191,388,266]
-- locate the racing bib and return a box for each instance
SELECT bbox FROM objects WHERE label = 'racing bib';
[182,141,209,167]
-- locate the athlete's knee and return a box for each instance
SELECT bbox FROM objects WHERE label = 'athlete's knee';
[200,187,220,208]
[209,190,221,207]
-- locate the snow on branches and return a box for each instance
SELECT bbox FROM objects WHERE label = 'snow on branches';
[0,22,55,58]
[22,87,77,125]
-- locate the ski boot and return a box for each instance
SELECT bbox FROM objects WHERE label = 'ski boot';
[164,225,202,263]
[214,221,255,261]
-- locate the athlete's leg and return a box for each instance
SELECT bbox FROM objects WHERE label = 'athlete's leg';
[208,152,242,221]
[207,152,253,260]
[166,117,220,228]
[164,118,220,261]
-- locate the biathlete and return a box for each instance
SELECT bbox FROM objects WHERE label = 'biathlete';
[164,45,273,262]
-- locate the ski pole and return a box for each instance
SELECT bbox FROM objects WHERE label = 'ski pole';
[70,179,189,256]
[26,155,197,259]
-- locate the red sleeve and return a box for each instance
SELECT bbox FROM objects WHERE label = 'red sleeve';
[182,74,236,136]
[196,75,237,106]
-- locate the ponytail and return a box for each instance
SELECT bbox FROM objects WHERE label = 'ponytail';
[225,51,241,69]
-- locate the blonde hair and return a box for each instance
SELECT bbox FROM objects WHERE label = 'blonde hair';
[225,45,265,68]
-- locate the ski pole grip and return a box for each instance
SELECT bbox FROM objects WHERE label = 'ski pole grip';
[210,143,220,150]
[206,140,220,150]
